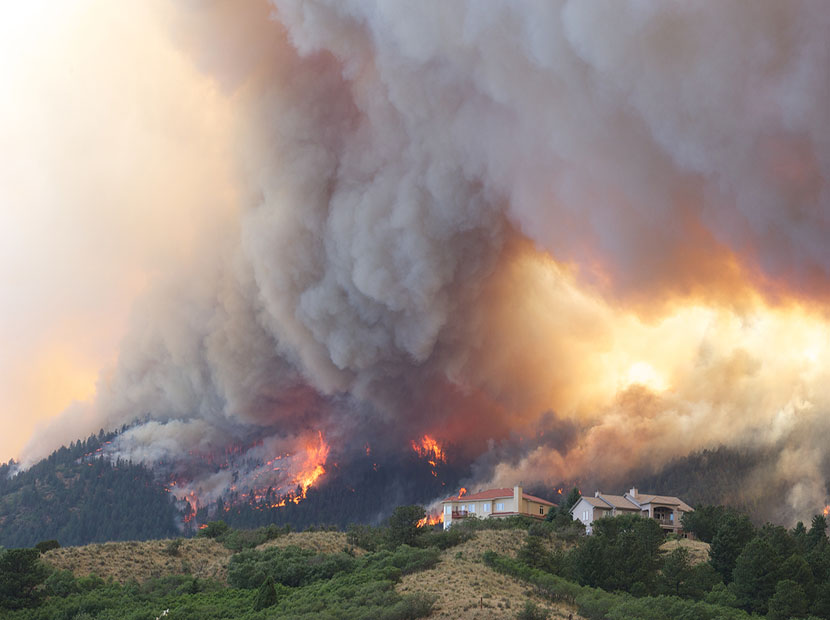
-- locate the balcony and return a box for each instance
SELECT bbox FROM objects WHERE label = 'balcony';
[451,510,468,519]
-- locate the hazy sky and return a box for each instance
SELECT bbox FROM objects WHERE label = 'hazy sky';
[0,0,235,461]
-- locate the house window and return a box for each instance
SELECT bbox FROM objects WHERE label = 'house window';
[496,502,505,511]
[540,506,544,515]
[444,505,451,514]
[469,504,476,513]
[483,503,491,512]
[461,504,466,512]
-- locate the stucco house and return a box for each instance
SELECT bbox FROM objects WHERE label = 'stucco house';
[570,487,693,535]
[441,485,554,530]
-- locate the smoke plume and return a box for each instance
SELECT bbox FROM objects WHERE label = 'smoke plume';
[22,0,830,523]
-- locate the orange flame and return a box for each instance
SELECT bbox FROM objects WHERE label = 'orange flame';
[417,513,444,527]
[411,434,446,462]
[172,431,330,525]
[294,431,329,498]
[182,491,198,523]
[823,505,829,516]
[458,487,467,497]
[410,434,447,477]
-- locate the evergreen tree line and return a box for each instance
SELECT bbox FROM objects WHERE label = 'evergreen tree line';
[503,491,830,619]
[0,432,180,548]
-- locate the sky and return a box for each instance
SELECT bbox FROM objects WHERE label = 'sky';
[2,0,830,522]
[0,0,235,460]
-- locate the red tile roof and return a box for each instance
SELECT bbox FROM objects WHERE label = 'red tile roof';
[442,488,555,506]
[443,488,513,502]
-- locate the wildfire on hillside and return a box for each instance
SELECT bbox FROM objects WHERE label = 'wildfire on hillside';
[165,431,331,525]
[411,435,447,477]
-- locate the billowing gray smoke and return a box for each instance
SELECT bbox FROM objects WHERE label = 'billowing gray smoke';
[25,0,830,522]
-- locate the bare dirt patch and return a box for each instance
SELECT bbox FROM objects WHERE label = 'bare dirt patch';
[43,537,232,583]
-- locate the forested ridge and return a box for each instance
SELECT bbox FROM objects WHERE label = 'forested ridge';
[0,432,179,548]
[0,432,458,549]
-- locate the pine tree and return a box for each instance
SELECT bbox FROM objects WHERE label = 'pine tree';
[253,577,278,611]
[767,579,807,620]
[709,512,754,583]
[0,548,49,609]
[731,537,780,614]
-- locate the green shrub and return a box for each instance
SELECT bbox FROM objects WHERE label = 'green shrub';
[34,540,61,554]
[44,569,79,597]
[417,527,474,550]
[164,539,182,556]
[516,600,549,620]
[196,520,230,540]
[347,523,383,552]
[228,545,357,589]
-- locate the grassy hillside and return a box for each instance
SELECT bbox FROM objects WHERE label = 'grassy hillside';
[43,538,232,584]
[34,528,715,619]
[396,529,579,619]
[38,528,582,620]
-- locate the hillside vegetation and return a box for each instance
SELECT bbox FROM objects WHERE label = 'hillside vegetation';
[43,538,232,584]
[0,433,180,548]
[0,431,464,548]
[5,495,830,619]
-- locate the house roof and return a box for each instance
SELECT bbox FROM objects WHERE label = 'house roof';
[571,496,612,511]
[523,493,555,507]
[595,494,640,511]
[630,494,693,512]
[442,487,555,506]
[443,488,513,502]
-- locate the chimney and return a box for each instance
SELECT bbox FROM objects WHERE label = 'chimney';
[629,487,638,498]
[514,484,522,508]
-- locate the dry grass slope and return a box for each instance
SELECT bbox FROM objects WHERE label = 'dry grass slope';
[43,538,233,584]
[659,538,710,565]
[255,531,358,554]
[41,528,589,619]
[397,530,584,620]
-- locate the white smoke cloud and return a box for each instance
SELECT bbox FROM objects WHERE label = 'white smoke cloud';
[19,0,830,521]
